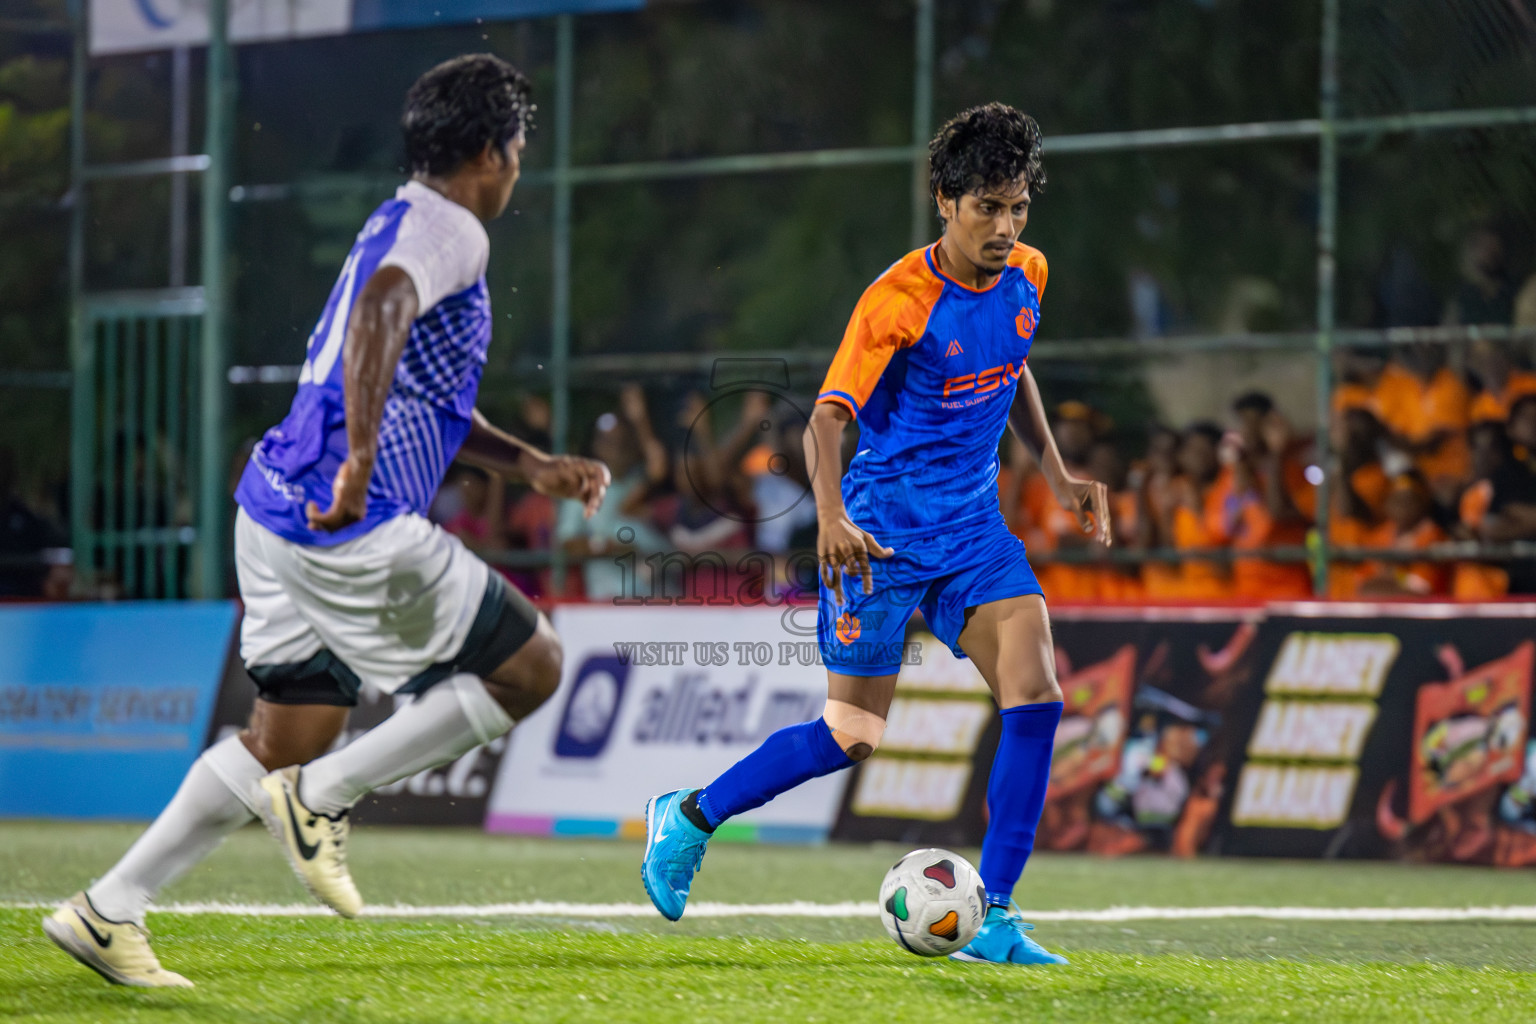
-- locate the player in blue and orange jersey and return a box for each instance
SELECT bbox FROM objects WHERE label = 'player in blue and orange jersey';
[642,104,1109,966]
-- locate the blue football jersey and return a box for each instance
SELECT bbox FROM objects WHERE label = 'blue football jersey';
[817,241,1047,536]
[235,181,493,546]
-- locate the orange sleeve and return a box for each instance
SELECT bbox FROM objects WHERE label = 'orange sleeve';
[1372,366,1415,436]
[1460,480,1492,528]
[1424,368,1470,433]
[1350,463,1389,518]
[1333,382,1375,415]
[1008,243,1048,298]
[817,252,942,418]
[1469,391,1506,424]
[1283,456,1316,521]
[1510,371,1536,403]
[1202,469,1236,542]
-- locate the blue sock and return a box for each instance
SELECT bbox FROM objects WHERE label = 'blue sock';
[979,701,1062,908]
[695,718,853,829]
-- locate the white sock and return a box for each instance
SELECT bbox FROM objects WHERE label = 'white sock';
[87,735,264,924]
[299,674,513,816]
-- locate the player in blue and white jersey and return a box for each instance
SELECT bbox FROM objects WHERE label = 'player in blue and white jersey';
[43,55,610,988]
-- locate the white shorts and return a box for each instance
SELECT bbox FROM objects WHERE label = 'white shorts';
[235,509,534,700]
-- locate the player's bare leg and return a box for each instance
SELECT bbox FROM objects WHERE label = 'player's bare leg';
[642,673,896,921]
[950,593,1068,965]
[255,614,562,916]
[45,701,346,986]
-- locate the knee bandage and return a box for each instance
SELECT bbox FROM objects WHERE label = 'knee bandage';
[823,699,886,759]
[448,673,515,746]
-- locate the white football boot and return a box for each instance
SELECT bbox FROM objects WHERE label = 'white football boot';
[42,892,193,987]
[253,765,362,918]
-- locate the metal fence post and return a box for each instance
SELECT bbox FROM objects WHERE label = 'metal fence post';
[909,0,934,250]
[198,0,233,599]
[67,0,92,594]
[549,13,575,595]
[1312,0,1340,596]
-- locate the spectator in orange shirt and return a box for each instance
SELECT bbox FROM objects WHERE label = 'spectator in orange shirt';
[1088,440,1142,601]
[998,434,1055,552]
[1324,407,1391,599]
[1358,471,1450,596]
[1137,425,1184,599]
[1331,346,1391,424]
[1511,394,1536,465]
[1327,489,1375,599]
[1221,426,1313,601]
[1335,407,1390,521]
[1031,402,1104,601]
[1455,422,1513,599]
[1170,422,1232,599]
[1232,392,1316,521]
[1467,340,1536,425]
[1458,418,1536,596]
[1374,344,1471,507]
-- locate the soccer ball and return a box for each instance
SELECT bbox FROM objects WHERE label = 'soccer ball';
[877,848,986,957]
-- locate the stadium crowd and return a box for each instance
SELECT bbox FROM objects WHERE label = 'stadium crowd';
[4,230,1535,604]
[422,337,1536,605]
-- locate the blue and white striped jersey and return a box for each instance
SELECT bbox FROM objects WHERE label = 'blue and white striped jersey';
[235,181,492,546]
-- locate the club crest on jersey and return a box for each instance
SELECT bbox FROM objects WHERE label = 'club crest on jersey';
[1016,305,1038,339]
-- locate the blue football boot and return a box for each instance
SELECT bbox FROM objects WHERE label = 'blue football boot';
[950,905,1069,965]
[641,789,712,921]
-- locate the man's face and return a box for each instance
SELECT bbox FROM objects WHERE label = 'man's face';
[1386,484,1428,531]
[1180,433,1218,481]
[1235,408,1265,450]
[1470,426,1506,479]
[487,131,525,218]
[938,176,1031,275]
[1510,401,1536,450]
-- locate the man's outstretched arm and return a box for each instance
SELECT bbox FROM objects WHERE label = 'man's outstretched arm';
[459,410,611,520]
[307,266,419,533]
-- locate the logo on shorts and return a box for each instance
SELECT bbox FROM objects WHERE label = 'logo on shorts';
[553,656,630,759]
[836,613,862,644]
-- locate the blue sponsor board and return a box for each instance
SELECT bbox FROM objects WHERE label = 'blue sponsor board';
[0,602,237,820]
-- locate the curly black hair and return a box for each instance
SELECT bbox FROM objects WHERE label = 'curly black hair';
[928,103,1046,215]
[402,54,533,176]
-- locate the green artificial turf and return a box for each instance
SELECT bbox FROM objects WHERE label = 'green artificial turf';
[2,822,1534,1023]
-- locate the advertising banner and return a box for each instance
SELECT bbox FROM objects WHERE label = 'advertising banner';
[484,605,847,842]
[91,0,645,55]
[0,602,237,819]
[831,609,1260,856]
[1218,604,1536,866]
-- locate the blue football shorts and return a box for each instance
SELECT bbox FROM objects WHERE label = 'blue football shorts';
[816,511,1044,677]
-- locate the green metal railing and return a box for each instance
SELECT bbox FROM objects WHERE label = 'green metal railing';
[64,0,231,598]
[49,0,1536,599]
[75,292,203,598]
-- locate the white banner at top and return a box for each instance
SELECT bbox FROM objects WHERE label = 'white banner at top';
[91,0,354,55]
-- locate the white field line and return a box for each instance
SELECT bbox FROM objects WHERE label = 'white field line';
[7,900,1536,923]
